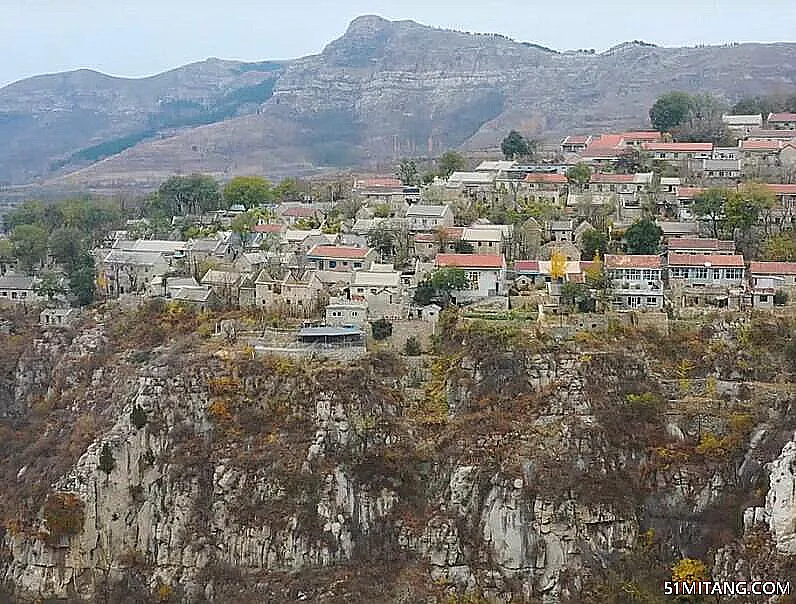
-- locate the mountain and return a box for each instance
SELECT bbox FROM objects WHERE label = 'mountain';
[3,15,796,190]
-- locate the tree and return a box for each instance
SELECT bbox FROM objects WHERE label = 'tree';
[430,267,469,306]
[34,272,66,303]
[68,253,97,306]
[649,91,693,133]
[48,228,84,271]
[131,405,148,430]
[366,226,396,260]
[413,280,435,306]
[403,336,422,356]
[501,130,529,160]
[615,148,645,174]
[580,229,608,260]
[437,150,467,177]
[560,281,592,313]
[625,218,662,254]
[11,224,48,273]
[231,211,258,248]
[98,442,115,475]
[566,164,592,189]
[453,240,474,253]
[396,159,419,186]
[693,188,728,238]
[273,177,302,202]
[550,249,567,281]
[373,204,391,218]
[725,183,775,237]
[158,174,221,215]
[763,232,796,261]
[223,176,273,208]
[371,318,393,340]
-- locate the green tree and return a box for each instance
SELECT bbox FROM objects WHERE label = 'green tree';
[396,159,419,186]
[273,177,302,202]
[437,150,467,177]
[430,267,469,306]
[625,218,662,254]
[98,442,115,475]
[34,272,66,302]
[131,405,148,430]
[560,281,593,313]
[223,176,273,208]
[158,174,222,215]
[500,130,529,160]
[725,183,775,237]
[11,224,48,273]
[48,227,85,271]
[566,163,592,189]
[230,211,258,248]
[68,253,96,306]
[371,318,393,340]
[693,188,728,239]
[367,226,396,260]
[649,91,693,133]
[763,232,796,261]
[373,204,391,218]
[580,229,608,260]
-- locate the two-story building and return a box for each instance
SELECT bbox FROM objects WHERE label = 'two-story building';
[766,112,796,130]
[667,253,745,308]
[642,142,713,161]
[667,238,735,255]
[306,245,375,272]
[605,255,664,310]
[435,253,506,300]
[405,205,455,232]
[722,114,763,135]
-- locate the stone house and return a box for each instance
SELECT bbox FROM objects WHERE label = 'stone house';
[405,205,455,232]
[325,298,368,327]
[0,274,38,304]
[306,245,375,272]
[435,253,506,299]
[667,253,745,309]
[767,112,796,130]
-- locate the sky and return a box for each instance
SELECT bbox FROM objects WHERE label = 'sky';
[2,0,796,87]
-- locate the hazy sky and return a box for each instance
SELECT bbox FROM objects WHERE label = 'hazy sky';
[2,0,795,87]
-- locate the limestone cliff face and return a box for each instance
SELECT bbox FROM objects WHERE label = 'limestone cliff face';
[0,309,794,602]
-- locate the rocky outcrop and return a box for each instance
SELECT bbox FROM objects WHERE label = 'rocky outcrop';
[0,311,794,602]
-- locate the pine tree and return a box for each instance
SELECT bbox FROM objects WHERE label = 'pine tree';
[98,442,115,475]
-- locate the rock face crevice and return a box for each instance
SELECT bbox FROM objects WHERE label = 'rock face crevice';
[1,314,795,602]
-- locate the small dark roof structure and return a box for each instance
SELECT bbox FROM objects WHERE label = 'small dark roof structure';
[298,324,364,345]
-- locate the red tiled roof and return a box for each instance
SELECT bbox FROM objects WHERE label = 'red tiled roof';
[515,260,540,272]
[436,254,505,269]
[358,177,403,188]
[767,184,796,195]
[253,224,285,233]
[605,254,661,269]
[591,134,625,148]
[590,173,636,184]
[308,245,370,259]
[524,173,567,184]
[742,139,785,151]
[667,253,744,267]
[749,261,796,275]
[668,238,734,252]
[768,112,796,122]
[677,187,705,199]
[282,206,319,217]
[620,131,663,142]
[642,142,713,152]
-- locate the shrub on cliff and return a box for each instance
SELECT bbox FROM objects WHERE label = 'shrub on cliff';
[43,492,85,541]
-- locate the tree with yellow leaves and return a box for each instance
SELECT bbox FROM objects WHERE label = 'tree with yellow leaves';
[550,249,567,282]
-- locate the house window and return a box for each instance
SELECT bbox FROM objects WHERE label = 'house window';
[354,263,362,269]
[642,269,656,281]
[468,271,480,290]
[725,268,743,280]
[329,260,337,268]
[759,295,769,302]
[646,297,658,305]
[370,288,377,294]
[694,267,708,279]
[712,269,721,280]
[11,292,17,299]
[20,292,26,298]
[357,288,365,293]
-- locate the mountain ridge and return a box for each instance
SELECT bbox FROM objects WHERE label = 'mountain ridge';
[1,16,795,190]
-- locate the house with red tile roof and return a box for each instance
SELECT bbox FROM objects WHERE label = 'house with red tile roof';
[435,253,506,298]
[667,238,735,255]
[605,255,664,309]
[749,262,796,289]
[306,245,376,272]
[667,253,746,308]
[766,112,796,130]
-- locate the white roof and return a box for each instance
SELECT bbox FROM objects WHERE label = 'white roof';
[660,177,681,186]
[285,228,322,242]
[103,249,168,266]
[447,171,496,185]
[112,239,186,253]
[172,286,214,303]
[201,270,241,285]
[462,227,502,242]
[722,114,763,126]
[352,271,401,288]
[476,160,516,172]
[405,205,450,217]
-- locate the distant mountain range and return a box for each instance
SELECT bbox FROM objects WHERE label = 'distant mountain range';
[2,15,796,192]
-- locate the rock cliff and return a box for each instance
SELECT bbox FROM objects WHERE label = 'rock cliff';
[0,304,794,602]
[2,15,796,189]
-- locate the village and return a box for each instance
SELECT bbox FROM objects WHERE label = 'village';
[0,108,795,355]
